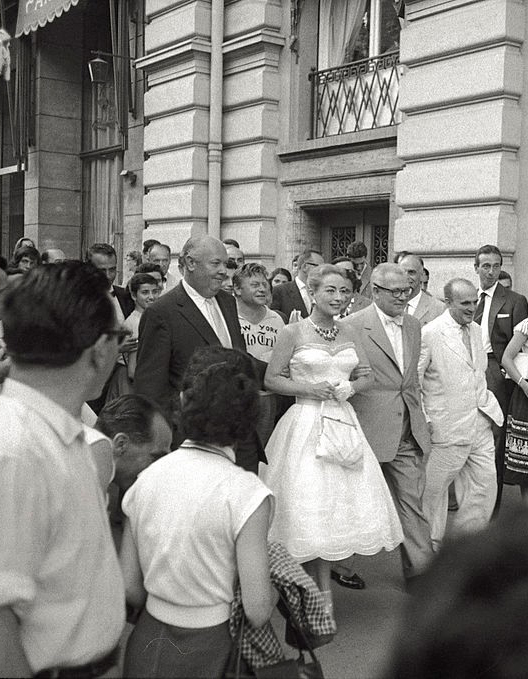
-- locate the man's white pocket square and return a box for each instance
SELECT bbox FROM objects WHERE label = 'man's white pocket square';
[497,313,510,318]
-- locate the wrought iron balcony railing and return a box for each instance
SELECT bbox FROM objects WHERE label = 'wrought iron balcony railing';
[309,51,401,138]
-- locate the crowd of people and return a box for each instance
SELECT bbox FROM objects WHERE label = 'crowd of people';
[2,233,528,679]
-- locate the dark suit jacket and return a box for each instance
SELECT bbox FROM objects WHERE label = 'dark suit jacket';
[134,283,266,469]
[135,283,245,421]
[483,284,528,363]
[113,285,134,318]
[345,304,430,463]
[270,281,309,320]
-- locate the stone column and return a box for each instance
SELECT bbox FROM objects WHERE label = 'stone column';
[394,0,525,296]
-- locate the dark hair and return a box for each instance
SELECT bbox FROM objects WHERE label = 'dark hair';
[181,347,259,446]
[135,262,164,279]
[3,261,114,367]
[499,270,512,282]
[96,394,164,444]
[129,273,159,295]
[0,254,7,271]
[475,244,502,267]
[149,243,171,256]
[386,508,528,679]
[86,243,117,261]
[13,245,41,267]
[298,248,322,269]
[346,241,368,259]
[223,238,240,248]
[142,239,160,255]
[233,263,268,289]
[269,267,292,285]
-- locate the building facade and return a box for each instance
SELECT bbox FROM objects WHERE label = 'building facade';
[2,0,528,297]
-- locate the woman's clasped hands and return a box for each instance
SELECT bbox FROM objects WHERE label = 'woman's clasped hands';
[309,380,353,401]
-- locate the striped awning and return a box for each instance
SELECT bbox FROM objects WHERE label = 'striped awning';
[15,0,81,38]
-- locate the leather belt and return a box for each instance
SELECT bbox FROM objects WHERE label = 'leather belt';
[34,646,119,679]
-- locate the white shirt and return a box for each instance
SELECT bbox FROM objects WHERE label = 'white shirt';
[295,276,312,314]
[477,281,498,354]
[237,306,285,363]
[406,290,422,316]
[0,379,125,672]
[122,440,273,628]
[374,303,405,373]
[182,278,232,348]
[161,270,179,295]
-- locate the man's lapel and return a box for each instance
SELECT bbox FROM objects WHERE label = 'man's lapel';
[402,316,413,374]
[174,283,219,345]
[364,305,400,371]
[289,282,308,315]
[488,283,506,336]
[216,291,243,347]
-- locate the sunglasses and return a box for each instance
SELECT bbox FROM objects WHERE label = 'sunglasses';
[374,284,412,298]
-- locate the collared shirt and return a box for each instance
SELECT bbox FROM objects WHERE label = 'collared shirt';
[295,276,312,314]
[374,303,405,372]
[0,379,125,673]
[477,281,498,354]
[406,290,422,316]
[182,278,232,348]
[161,270,179,295]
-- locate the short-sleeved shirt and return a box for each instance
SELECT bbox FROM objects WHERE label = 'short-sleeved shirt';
[122,440,273,628]
[0,379,125,673]
[237,307,285,363]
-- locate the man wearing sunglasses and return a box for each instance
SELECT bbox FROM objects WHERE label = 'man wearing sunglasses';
[344,263,433,586]
[0,262,125,678]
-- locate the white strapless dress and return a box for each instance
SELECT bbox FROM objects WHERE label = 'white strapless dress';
[261,343,403,562]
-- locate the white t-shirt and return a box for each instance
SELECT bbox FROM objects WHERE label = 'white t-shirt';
[238,307,285,363]
[122,440,273,628]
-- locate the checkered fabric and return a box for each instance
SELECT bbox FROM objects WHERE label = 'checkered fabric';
[229,542,334,670]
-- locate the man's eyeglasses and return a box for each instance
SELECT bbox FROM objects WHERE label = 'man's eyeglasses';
[105,328,132,345]
[374,284,412,298]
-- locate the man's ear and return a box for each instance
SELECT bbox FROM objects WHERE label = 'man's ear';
[89,334,110,371]
[112,432,129,458]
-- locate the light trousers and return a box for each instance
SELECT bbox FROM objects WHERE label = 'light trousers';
[423,414,497,552]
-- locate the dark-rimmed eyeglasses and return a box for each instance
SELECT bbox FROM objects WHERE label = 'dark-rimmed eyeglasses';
[374,284,412,298]
[105,328,132,345]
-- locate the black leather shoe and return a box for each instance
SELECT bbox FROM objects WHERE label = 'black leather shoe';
[331,570,366,590]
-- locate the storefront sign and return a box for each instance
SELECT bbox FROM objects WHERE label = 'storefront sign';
[15,0,81,38]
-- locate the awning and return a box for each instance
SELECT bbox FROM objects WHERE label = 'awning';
[15,0,81,38]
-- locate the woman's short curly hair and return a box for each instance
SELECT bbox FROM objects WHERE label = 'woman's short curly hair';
[181,347,259,446]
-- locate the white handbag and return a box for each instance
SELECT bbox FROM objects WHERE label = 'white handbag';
[513,352,528,379]
[315,403,364,469]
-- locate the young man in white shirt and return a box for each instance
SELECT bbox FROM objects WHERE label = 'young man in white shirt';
[0,262,126,677]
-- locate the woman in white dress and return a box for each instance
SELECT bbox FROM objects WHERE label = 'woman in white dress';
[261,264,403,625]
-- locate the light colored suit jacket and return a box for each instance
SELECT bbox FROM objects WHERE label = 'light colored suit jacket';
[418,310,503,447]
[345,304,431,463]
[411,292,445,327]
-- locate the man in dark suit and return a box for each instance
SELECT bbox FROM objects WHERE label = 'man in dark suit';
[473,244,528,509]
[134,235,264,473]
[345,263,433,584]
[86,243,135,413]
[270,248,323,321]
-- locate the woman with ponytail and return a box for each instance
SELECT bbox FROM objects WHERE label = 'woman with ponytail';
[120,347,276,678]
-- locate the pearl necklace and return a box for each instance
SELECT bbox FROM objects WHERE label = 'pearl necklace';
[308,317,339,342]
